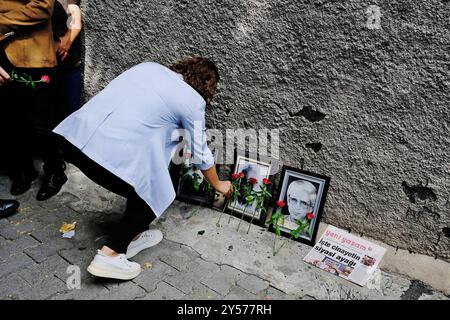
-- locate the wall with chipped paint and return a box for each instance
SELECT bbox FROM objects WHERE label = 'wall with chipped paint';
[81,0,450,260]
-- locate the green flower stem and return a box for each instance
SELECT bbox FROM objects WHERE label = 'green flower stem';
[235,183,255,231]
[273,220,310,256]
[11,70,45,88]
[228,179,242,224]
[246,210,258,234]
[15,79,44,84]
[216,196,230,227]
[273,233,277,255]
[227,198,240,224]
[273,235,295,256]
[271,207,282,255]
[247,184,270,234]
[217,178,240,227]
[247,196,262,234]
[272,220,280,255]
[236,204,249,232]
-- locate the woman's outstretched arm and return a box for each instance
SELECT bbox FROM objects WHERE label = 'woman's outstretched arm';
[202,165,233,198]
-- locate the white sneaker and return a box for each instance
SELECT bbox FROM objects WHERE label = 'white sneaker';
[125,229,163,259]
[87,250,141,280]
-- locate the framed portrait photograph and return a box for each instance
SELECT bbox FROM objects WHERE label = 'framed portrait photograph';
[272,166,330,246]
[226,155,273,225]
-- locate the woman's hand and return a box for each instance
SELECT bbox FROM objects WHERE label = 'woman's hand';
[215,180,233,198]
[201,166,233,198]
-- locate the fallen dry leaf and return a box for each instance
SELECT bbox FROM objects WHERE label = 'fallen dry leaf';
[59,222,77,233]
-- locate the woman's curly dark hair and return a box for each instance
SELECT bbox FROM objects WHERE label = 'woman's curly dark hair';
[169,56,220,104]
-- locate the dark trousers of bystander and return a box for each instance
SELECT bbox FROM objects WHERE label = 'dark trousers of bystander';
[0,67,65,177]
[59,137,156,254]
[54,66,82,122]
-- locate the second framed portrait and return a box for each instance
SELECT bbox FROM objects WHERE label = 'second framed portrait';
[226,154,273,225]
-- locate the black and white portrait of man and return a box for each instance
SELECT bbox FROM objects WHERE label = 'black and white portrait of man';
[285,179,318,223]
[275,167,330,245]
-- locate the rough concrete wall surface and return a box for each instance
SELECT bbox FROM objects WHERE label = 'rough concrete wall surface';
[81,1,450,261]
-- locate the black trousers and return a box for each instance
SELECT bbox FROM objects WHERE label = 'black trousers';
[0,67,64,176]
[59,137,157,254]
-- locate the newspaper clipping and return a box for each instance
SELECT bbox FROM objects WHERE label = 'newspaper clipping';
[303,225,386,286]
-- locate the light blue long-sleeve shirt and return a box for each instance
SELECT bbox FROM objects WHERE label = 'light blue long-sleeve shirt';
[53,62,215,216]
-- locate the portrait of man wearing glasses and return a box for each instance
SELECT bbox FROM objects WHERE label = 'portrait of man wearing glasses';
[285,180,318,223]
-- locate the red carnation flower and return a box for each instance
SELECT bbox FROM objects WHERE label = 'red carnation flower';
[307,212,315,220]
[239,172,245,179]
[248,178,257,185]
[276,200,286,208]
[231,173,240,180]
[262,178,271,185]
[40,75,51,84]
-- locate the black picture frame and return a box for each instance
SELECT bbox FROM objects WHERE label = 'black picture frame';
[175,161,215,207]
[170,145,220,208]
[270,166,330,246]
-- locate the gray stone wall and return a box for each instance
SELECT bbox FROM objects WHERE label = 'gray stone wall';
[81,0,450,260]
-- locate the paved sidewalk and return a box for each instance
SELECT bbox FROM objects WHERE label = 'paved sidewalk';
[0,166,449,300]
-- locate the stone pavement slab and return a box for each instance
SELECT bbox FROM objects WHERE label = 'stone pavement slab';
[138,282,185,300]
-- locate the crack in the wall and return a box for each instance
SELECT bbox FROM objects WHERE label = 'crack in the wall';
[289,106,326,123]
[442,227,450,238]
[305,142,323,153]
[402,181,437,204]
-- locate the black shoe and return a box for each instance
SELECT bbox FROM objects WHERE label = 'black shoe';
[0,199,20,218]
[10,170,38,196]
[36,172,68,201]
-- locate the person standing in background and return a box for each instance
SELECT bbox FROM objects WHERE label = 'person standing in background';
[0,0,67,201]
[52,0,83,120]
